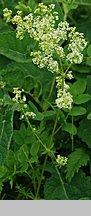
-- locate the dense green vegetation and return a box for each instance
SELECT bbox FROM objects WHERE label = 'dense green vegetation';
[0,0,91,200]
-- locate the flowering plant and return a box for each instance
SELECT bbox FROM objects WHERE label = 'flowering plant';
[0,1,90,200]
[3,3,87,110]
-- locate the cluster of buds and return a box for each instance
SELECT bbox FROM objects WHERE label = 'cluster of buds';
[12,87,27,108]
[56,155,68,167]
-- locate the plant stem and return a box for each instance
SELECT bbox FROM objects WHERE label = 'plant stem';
[55,166,68,199]
[49,110,60,149]
[35,110,60,199]
[23,109,48,152]
[48,75,56,100]
[51,152,68,199]
[28,161,37,195]
[35,154,48,199]
[65,63,72,75]
[54,112,69,135]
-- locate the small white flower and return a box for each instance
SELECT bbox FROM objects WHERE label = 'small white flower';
[67,71,73,80]
[56,155,68,167]
[3,8,12,22]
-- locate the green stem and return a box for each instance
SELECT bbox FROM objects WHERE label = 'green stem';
[54,112,69,135]
[28,161,37,195]
[35,110,60,199]
[64,11,68,21]
[48,75,56,100]
[35,154,48,199]
[55,166,68,199]
[23,109,48,152]
[51,152,68,199]
[49,110,60,149]
[65,64,72,75]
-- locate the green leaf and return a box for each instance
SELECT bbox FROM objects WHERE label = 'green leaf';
[66,148,89,182]
[86,58,91,66]
[62,122,77,135]
[28,101,44,121]
[43,110,56,118]
[30,141,40,156]
[44,175,68,200]
[87,76,91,94]
[17,144,29,163]
[16,2,32,12]
[74,94,91,104]
[69,106,87,116]
[66,170,91,200]
[0,109,13,166]
[87,44,91,56]
[87,113,91,120]
[72,65,91,73]
[78,119,91,148]
[44,169,91,200]
[28,0,37,10]
[0,32,32,62]
[13,123,33,146]
[70,79,87,96]
[43,0,91,6]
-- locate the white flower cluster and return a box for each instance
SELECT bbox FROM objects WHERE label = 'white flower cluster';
[55,75,73,109]
[3,4,87,67]
[20,111,36,120]
[3,4,87,110]
[12,87,27,108]
[67,27,87,64]
[56,155,68,167]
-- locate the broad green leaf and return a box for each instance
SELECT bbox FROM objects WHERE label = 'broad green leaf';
[62,122,77,135]
[78,119,91,148]
[66,148,89,182]
[13,123,33,146]
[0,32,32,62]
[44,175,68,200]
[0,109,13,166]
[70,79,87,96]
[69,106,87,116]
[0,47,31,63]
[72,65,91,73]
[44,169,91,200]
[74,94,91,104]
[66,171,91,200]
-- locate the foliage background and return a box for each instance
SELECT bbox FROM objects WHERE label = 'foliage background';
[0,0,91,200]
